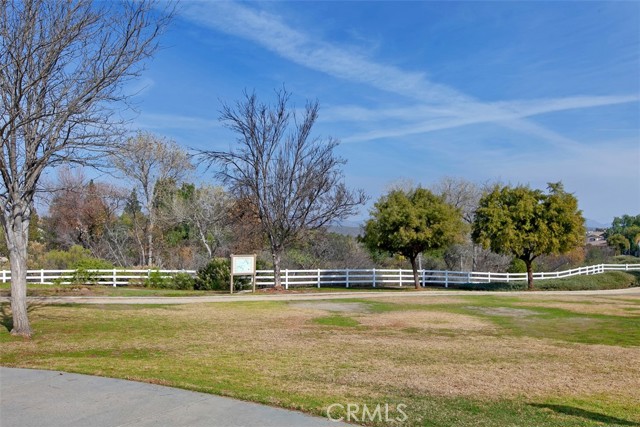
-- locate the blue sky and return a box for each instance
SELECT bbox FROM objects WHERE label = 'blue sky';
[130,1,639,226]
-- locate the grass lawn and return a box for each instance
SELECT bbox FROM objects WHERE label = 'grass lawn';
[1,293,639,426]
[0,283,417,297]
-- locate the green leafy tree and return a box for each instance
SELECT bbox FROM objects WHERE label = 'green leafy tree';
[361,187,464,289]
[607,234,630,256]
[472,183,585,289]
[605,214,640,256]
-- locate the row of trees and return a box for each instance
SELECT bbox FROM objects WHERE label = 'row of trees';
[361,182,586,290]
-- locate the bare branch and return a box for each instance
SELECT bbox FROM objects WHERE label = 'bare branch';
[197,88,367,288]
[0,0,172,337]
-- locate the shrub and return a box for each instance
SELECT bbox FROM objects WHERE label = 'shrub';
[172,272,195,290]
[41,245,112,269]
[69,268,100,285]
[144,270,170,289]
[195,258,230,290]
[74,257,114,270]
[507,258,527,273]
[611,255,640,264]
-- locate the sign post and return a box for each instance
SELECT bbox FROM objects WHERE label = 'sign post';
[230,254,257,294]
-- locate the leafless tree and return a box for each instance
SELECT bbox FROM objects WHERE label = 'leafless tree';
[199,89,367,288]
[433,177,492,271]
[111,132,192,267]
[432,177,483,224]
[0,0,171,337]
[167,185,231,260]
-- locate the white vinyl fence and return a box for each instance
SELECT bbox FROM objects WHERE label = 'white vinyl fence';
[254,263,640,289]
[1,263,638,288]
[0,269,196,287]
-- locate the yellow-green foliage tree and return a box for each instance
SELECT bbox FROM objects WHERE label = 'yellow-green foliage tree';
[607,234,630,256]
[472,183,585,290]
[361,187,465,289]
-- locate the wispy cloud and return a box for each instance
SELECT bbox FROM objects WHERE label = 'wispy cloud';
[179,1,638,149]
[136,113,220,131]
[126,77,155,98]
[333,94,638,143]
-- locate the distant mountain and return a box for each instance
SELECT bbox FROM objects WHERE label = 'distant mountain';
[328,222,363,237]
[585,218,610,230]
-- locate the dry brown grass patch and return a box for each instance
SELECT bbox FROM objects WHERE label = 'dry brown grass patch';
[356,310,493,331]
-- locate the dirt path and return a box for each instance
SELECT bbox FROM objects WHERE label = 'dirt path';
[1,287,638,305]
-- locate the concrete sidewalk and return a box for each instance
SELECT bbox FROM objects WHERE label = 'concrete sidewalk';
[0,367,347,427]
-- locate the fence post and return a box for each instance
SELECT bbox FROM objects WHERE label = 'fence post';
[467,272,471,283]
[40,269,44,284]
[1,270,5,283]
[372,269,376,288]
[487,272,491,283]
[421,269,425,287]
[285,269,289,290]
[112,268,117,287]
[345,270,350,288]
[444,270,449,288]
[317,269,321,288]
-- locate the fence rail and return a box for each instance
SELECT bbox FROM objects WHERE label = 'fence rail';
[0,269,197,287]
[1,263,638,288]
[253,263,640,289]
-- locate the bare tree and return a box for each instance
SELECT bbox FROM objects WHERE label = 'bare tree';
[432,177,483,224]
[200,89,367,288]
[167,185,231,260]
[432,177,494,271]
[112,132,192,266]
[0,0,171,337]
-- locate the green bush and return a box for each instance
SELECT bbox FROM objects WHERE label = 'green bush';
[507,258,535,273]
[142,271,195,290]
[69,268,100,285]
[74,257,113,270]
[172,272,195,290]
[611,255,640,264]
[41,245,113,270]
[195,258,230,290]
[144,270,170,289]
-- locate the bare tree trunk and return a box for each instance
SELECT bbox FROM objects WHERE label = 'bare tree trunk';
[4,209,31,337]
[525,259,534,290]
[147,219,154,267]
[272,248,283,289]
[410,255,420,289]
[472,244,478,271]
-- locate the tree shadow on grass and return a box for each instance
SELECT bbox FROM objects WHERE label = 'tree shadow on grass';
[0,302,44,333]
[530,403,640,426]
